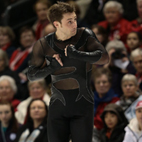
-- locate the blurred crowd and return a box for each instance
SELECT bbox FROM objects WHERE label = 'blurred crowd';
[0,0,142,142]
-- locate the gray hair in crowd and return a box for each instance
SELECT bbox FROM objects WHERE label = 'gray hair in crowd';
[28,79,47,90]
[0,49,9,67]
[105,40,126,52]
[130,48,142,61]
[0,75,17,93]
[121,74,138,86]
[103,1,124,14]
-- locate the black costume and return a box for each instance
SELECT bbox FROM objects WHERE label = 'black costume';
[27,28,108,142]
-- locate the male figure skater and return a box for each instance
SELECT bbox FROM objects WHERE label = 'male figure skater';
[27,2,109,142]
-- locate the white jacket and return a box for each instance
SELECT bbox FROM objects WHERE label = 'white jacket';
[15,93,50,124]
[123,118,142,142]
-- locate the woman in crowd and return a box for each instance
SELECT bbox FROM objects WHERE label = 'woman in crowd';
[104,40,136,95]
[130,48,142,90]
[14,99,48,142]
[0,102,19,142]
[33,0,51,40]
[98,1,132,44]
[15,79,50,124]
[117,74,142,121]
[100,103,128,142]
[0,75,20,111]
[126,31,142,53]
[0,26,16,59]
[123,100,142,142]
[131,0,142,35]
[92,67,119,130]
[10,26,35,74]
[0,49,24,100]
[91,24,108,47]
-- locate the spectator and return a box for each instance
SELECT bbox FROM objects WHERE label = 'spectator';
[10,26,36,74]
[15,79,50,124]
[98,1,132,44]
[0,75,20,111]
[0,102,19,142]
[14,99,48,142]
[116,74,142,121]
[91,24,108,47]
[131,0,142,35]
[33,0,51,40]
[0,26,16,59]
[0,49,24,100]
[130,48,142,90]
[100,103,128,142]
[126,31,142,53]
[92,67,119,130]
[123,100,142,142]
[104,40,136,95]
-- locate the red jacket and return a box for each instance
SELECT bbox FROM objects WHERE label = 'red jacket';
[94,97,119,130]
[98,18,132,44]
[131,19,142,35]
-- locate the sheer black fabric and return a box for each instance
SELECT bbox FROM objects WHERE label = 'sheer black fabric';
[27,28,109,104]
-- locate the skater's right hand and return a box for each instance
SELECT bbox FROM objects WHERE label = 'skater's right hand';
[53,54,63,66]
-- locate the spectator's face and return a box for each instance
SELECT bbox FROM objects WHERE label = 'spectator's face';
[35,3,48,21]
[20,31,35,48]
[54,12,77,39]
[136,108,142,125]
[92,28,104,43]
[137,1,142,17]
[104,7,121,24]
[29,82,45,99]
[0,32,10,47]
[30,100,46,121]
[94,74,111,95]
[104,112,118,129]
[0,80,14,101]
[122,81,138,97]
[133,55,142,74]
[127,33,140,51]
[0,105,12,124]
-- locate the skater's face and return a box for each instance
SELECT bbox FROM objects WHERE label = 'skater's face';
[30,100,46,121]
[122,81,138,98]
[54,12,77,38]
[136,108,142,125]
[104,112,118,130]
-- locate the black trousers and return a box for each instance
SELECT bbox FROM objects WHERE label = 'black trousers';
[47,89,94,142]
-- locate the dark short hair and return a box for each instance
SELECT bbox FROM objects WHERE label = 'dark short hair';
[0,101,18,133]
[19,26,35,37]
[25,99,48,126]
[92,67,112,83]
[47,1,75,26]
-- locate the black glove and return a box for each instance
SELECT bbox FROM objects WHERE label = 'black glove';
[67,44,102,64]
